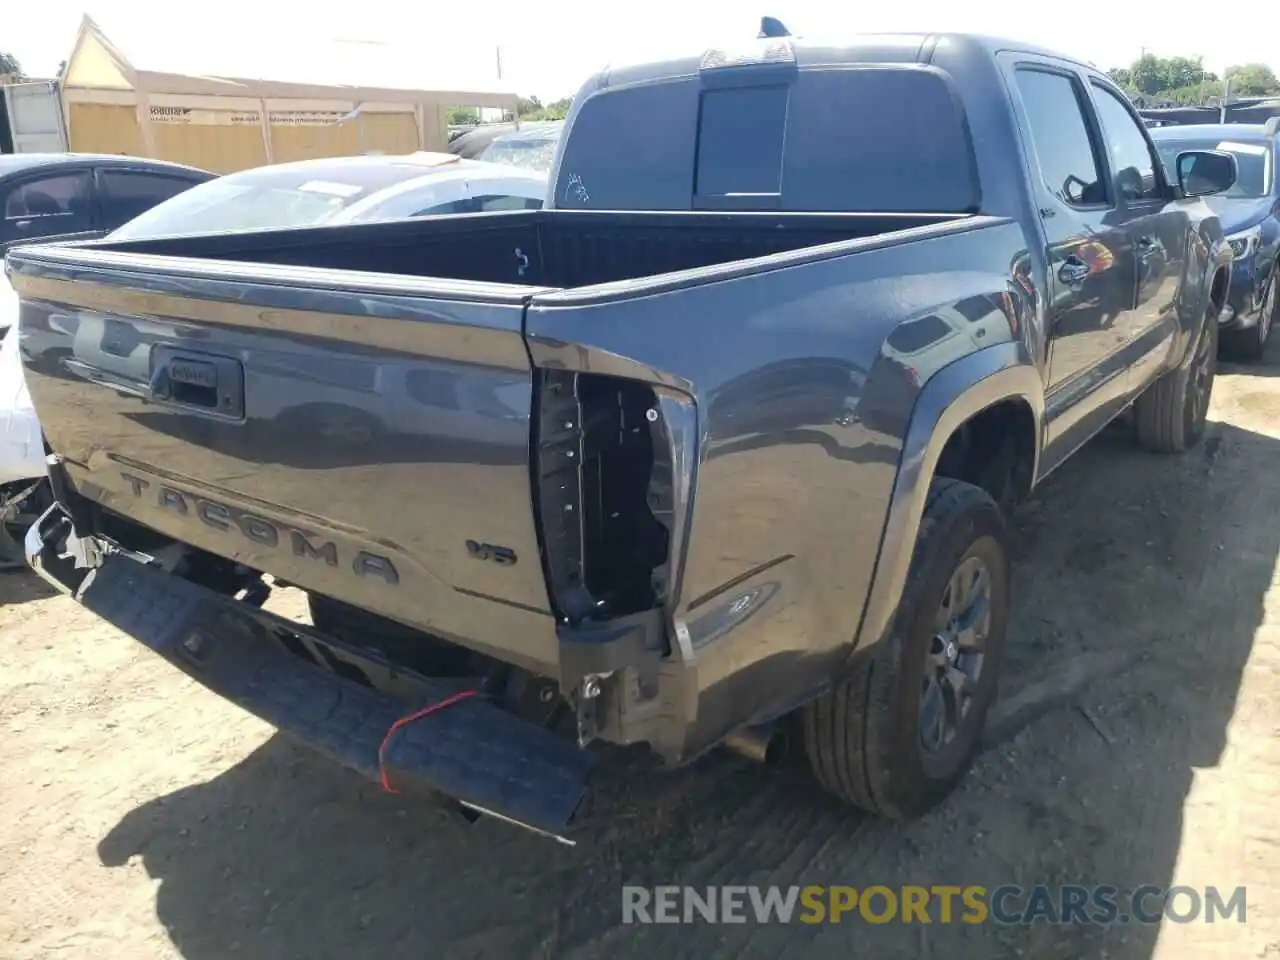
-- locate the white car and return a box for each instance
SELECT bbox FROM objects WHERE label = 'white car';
[109,152,548,240]
[0,153,549,556]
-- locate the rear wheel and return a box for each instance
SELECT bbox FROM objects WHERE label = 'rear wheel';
[801,478,1010,819]
[1133,308,1217,453]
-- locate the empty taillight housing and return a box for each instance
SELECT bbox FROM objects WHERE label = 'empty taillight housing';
[533,369,692,626]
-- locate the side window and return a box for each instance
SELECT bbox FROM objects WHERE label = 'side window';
[1,171,94,240]
[411,198,477,217]
[886,314,954,355]
[1013,69,1106,207]
[474,194,542,211]
[1090,84,1163,202]
[953,295,998,323]
[99,171,198,228]
[405,370,461,410]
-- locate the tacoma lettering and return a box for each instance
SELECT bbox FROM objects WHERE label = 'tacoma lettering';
[121,475,396,584]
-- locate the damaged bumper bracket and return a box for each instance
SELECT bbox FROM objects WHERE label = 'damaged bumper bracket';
[24,504,593,843]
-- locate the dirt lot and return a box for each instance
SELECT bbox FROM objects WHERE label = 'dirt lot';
[4,349,1280,960]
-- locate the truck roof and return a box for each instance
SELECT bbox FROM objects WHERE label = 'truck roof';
[581,32,1100,94]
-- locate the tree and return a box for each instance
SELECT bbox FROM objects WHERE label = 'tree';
[0,50,23,79]
[1127,53,1213,96]
[1166,56,1213,90]
[447,106,479,125]
[514,95,573,122]
[1224,63,1280,97]
[1159,80,1226,105]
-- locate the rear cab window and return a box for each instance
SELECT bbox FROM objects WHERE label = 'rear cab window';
[554,61,980,213]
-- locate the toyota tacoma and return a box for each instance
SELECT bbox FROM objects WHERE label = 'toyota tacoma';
[8,28,1236,842]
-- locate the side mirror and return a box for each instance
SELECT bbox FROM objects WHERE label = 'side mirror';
[1176,149,1237,198]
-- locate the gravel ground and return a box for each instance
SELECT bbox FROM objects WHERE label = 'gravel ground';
[3,346,1280,959]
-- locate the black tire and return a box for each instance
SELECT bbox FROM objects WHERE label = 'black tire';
[1221,265,1277,362]
[1133,309,1217,453]
[802,478,1011,819]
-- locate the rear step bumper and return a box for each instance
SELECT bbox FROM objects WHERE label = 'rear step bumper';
[24,505,593,843]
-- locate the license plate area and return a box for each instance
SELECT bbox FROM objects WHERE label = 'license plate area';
[149,346,245,420]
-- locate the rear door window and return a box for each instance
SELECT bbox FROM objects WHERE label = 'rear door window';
[1012,69,1107,207]
[0,170,95,244]
[99,170,201,228]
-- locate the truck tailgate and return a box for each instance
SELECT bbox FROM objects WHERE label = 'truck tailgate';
[11,248,563,673]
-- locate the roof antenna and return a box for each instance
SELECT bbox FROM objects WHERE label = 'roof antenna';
[758,16,791,38]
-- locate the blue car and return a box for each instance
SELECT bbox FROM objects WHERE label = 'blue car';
[1152,121,1280,360]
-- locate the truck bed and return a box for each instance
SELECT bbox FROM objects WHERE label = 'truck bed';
[91,209,967,289]
[8,207,998,699]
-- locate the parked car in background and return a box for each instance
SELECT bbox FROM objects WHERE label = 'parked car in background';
[10,150,548,503]
[3,151,545,564]
[0,153,213,264]
[448,121,564,172]
[446,122,516,158]
[1152,120,1280,359]
[108,152,547,242]
[1,152,211,566]
[474,122,563,172]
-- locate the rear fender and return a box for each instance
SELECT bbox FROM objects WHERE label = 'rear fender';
[852,342,1043,657]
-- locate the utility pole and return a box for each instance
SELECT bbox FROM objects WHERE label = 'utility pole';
[496,46,503,80]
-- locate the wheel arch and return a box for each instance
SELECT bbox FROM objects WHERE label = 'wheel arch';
[851,342,1042,657]
[1209,266,1229,316]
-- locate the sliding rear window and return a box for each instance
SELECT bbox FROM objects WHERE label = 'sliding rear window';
[555,65,979,213]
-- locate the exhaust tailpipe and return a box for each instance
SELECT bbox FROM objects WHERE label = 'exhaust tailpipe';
[724,723,785,764]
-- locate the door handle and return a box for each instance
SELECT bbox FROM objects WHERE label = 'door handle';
[148,347,245,419]
[1058,257,1091,287]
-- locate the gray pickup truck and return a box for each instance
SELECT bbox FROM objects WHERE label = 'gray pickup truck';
[9,29,1236,842]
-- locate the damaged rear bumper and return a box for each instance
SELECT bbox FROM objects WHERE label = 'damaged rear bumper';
[24,504,593,843]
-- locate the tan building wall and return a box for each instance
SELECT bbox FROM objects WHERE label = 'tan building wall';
[268,111,422,164]
[52,15,516,171]
[64,94,448,173]
[66,102,144,155]
[151,120,268,173]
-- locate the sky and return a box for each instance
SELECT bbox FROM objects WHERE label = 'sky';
[2,0,1278,102]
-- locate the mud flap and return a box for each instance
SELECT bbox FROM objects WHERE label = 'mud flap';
[25,508,593,842]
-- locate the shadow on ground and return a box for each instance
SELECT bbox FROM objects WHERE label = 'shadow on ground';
[0,570,57,606]
[95,417,1278,960]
